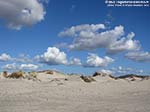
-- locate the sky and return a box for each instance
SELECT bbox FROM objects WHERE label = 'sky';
[0,0,150,75]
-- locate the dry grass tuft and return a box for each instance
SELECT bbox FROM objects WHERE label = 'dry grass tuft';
[80,75,96,83]
[37,70,53,74]
[45,70,53,74]
[29,72,37,78]
[3,71,8,78]
[117,74,150,81]
[8,71,24,79]
[93,72,108,77]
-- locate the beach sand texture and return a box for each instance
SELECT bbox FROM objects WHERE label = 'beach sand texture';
[0,71,150,112]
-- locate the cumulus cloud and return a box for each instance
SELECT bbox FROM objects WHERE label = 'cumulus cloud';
[68,58,82,66]
[125,51,150,62]
[99,69,113,74]
[35,47,68,65]
[35,47,114,67]
[84,53,114,67]
[20,64,39,70]
[113,66,133,74]
[2,63,17,70]
[35,47,83,66]
[0,53,11,61]
[59,24,140,54]
[0,53,32,63]
[59,24,105,37]
[2,63,39,70]
[107,32,140,54]
[99,66,145,75]
[110,66,145,75]
[13,54,32,63]
[0,0,46,30]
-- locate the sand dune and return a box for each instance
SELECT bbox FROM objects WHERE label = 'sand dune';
[0,71,150,112]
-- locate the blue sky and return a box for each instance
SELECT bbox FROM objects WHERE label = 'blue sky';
[0,0,149,75]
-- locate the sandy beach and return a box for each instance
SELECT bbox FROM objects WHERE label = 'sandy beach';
[0,0,149,112]
[0,71,150,112]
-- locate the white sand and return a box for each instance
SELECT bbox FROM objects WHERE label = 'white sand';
[0,72,150,112]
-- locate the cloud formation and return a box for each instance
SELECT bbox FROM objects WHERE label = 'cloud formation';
[0,0,46,30]
[84,53,114,67]
[59,24,105,37]
[59,24,140,54]
[107,32,140,54]
[101,66,144,75]
[13,54,32,63]
[2,63,17,70]
[99,69,113,74]
[35,47,68,65]
[35,47,114,67]
[125,51,150,62]
[0,53,11,62]
[20,64,39,70]
[2,63,39,70]
[0,53,31,63]
[68,58,82,66]
[111,66,144,75]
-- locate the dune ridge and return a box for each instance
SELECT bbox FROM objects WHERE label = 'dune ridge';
[1,70,149,82]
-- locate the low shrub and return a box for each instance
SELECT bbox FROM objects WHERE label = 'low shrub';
[8,71,24,79]
[80,75,96,83]
[3,71,8,78]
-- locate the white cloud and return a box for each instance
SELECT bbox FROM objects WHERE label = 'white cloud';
[59,24,105,37]
[114,66,133,74]
[13,54,32,63]
[2,63,39,70]
[35,47,68,65]
[138,70,144,73]
[35,47,114,67]
[118,66,123,70]
[59,24,140,54]
[35,47,82,66]
[2,63,17,70]
[84,53,114,67]
[110,66,145,75]
[0,53,11,61]
[68,58,82,66]
[107,32,140,54]
[0,53,32,63]
[20,64,39,70]
[0,0,46,30]
[99,69,113,74]
[125,51,150,62]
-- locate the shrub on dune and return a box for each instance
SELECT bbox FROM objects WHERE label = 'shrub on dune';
[3,71,8,78]
[45,70,53,74]
[8,71,24,79]
[80,75,96,83]
[29,72,37,78]
[37,70,53,74]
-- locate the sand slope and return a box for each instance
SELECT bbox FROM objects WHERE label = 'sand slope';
[0,72,150,112]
